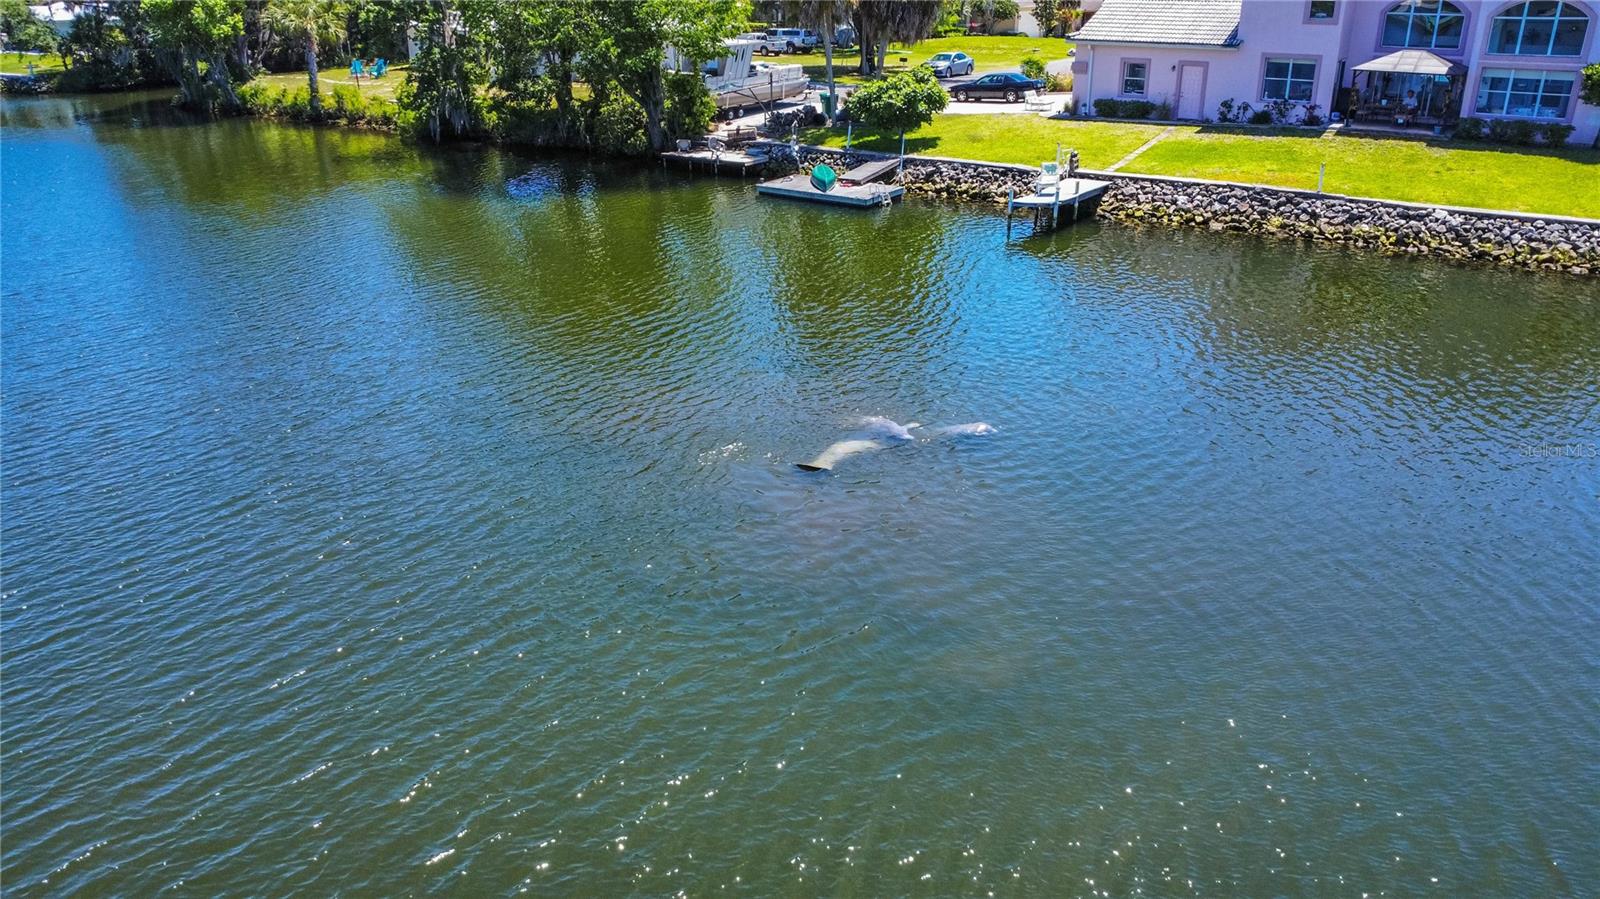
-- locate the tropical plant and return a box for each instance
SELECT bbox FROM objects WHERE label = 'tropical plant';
[143,0,246,112]
[1019,55,1045,81]
[845,64,947,145]
[264,0,347,116]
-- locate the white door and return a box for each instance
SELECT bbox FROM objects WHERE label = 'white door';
[1177,64,1205,119]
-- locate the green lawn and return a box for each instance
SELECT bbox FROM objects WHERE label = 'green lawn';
[802,114,1600,217]
[800,34,1072,85]
[1123,126,1600,218]
[1,52,65,75]
[801,116,1166,170]
[250,65,408,101]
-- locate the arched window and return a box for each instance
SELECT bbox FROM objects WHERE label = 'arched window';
[1489,1,1589,55]
[1383,0,1467,49]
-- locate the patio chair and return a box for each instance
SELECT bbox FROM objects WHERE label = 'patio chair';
[1023,90,1052,112]
[1035,161,1061,194]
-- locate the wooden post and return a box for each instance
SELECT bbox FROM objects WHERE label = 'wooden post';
[1318,162,1326,193]
[1006,188,1014,240]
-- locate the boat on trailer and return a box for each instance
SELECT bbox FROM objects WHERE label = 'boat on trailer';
[668,39,808,111]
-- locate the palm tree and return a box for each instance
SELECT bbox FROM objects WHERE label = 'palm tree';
[266,0,347,116]
[790,0,851,120]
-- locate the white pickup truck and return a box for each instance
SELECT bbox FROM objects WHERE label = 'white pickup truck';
[736,32,789,56]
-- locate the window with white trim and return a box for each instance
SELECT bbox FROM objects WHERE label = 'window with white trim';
[1121,61,1148,96]
[1382,0,1466,49]
[1308,1,1338,19]
[1489,1,1589,56]
[1262,58,1317,101]
[1475,68,1575,116]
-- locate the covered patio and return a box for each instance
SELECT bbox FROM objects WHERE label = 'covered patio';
[1349,49,1466,130]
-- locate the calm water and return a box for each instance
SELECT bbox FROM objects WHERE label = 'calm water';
[3,92,1597,895]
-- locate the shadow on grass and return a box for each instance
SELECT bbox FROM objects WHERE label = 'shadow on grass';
[798,126,942,155]
[1191,122,1600,161]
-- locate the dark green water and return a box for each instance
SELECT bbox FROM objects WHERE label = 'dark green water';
[3,92,1598,895]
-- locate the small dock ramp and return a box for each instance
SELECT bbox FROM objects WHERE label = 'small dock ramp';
[838,158,900,184]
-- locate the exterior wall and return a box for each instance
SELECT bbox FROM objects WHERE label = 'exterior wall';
[1074,0,1599,142]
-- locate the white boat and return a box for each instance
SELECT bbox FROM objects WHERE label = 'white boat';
[668,39,808,111]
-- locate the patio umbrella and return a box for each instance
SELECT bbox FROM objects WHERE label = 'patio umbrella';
[1352,49,1466,76]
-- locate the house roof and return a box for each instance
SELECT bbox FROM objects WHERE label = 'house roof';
[1352,49,1466,76]
[1069,0,1242,47]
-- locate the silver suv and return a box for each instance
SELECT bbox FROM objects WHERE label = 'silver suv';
[767,28,819,52]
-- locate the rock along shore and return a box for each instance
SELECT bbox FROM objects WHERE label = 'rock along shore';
[759,142,1599,276]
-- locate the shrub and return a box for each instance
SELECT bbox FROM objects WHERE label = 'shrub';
[330,84,364,122]
[1493,119,1537,145]
[1302,103,1323,126]
[595,93,649,156]
[1019,56,1046,81]
[1453,116,1486,140]
[1152,99,1173,120]
[281,86,313,120]
[1122,99,1155,118]
[663,71,716,141]
[1248,108,1275,125]
[1216,98,1251,123]
[847,66,948,137]
[1536,121,1574,146]
[1093,97,1122,117]
[1046,72,1071,93]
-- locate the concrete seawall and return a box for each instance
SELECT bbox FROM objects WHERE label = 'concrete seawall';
[759,142,1599,276]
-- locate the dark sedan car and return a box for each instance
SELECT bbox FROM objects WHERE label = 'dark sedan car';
[948,72,1042,103]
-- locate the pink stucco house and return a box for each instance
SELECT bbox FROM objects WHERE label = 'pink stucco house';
[1070,0,1600,144]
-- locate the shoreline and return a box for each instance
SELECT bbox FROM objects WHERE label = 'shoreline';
[759,142,1600,276]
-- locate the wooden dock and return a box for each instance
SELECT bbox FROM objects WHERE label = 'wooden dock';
[659,148,768,175]
[1006,177,1110,234]
[837,158,901,184]
[755,174,904,207]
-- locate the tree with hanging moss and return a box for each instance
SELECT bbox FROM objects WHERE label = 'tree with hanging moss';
[402,0,490,141]
[265,0,347,116]
[144,0,245,112]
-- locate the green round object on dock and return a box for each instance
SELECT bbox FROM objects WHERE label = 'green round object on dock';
[810,164,838,193]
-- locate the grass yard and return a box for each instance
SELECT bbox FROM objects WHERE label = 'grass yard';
[250,65,408,102]
[1123,126,1600,218]
[800,34,1071,85]
[1,52,65,76]
[800,116,1166,170]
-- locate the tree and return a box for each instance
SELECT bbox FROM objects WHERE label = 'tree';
[144,0,246,112]
[589,0,747,152]
[401,0,489,141]
[845,64,946,147]
[972,0,1018,34]
[1582,62,1600,147]
[265,0,347,115]
[790,0,849,120]
[471,0,599,141]
[852,0,939,76]
[0,0,61,55]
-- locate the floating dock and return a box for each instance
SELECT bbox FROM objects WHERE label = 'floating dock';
[659,148,768,175]
[1006,177,1111,234]
[756,175,904,207]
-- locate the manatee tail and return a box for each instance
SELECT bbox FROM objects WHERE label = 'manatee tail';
[794,462,829,472]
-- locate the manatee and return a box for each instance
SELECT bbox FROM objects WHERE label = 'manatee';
[795,439,889,472]
[859,416,919,441]
[928,422,997,437]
